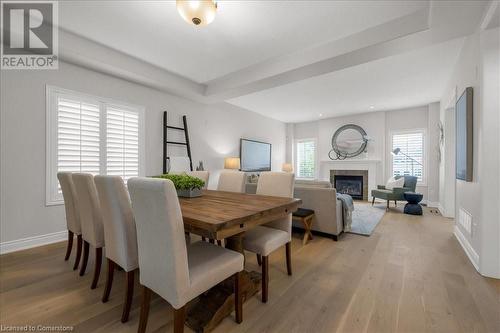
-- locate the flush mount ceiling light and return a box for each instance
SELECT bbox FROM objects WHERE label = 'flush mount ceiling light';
[176,0,217,26]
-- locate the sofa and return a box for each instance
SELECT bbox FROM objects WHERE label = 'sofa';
[245,179,344,240]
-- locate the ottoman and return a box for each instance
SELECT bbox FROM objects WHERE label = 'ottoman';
[404,192,423,215]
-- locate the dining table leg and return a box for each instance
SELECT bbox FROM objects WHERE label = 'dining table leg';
[185,232,262,333]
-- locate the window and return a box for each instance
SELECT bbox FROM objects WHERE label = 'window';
[106,106,140,181]
[46,86,144,205]
[296,139,316,179]
[391,130,425,182]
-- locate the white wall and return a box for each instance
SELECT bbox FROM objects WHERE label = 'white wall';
[291,105,440,203]
[0,61,286,246]
[439,27,500,278]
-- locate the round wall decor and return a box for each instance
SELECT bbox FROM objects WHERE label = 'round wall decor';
[328,124,368,160]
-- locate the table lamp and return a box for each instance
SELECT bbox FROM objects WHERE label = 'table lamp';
[224,157,240,170]
[282,163,293,173]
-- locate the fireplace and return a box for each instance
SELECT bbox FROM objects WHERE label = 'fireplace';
[334,175,363,200]
[330,169,369,201]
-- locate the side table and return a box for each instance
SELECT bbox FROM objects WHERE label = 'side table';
[404,192,423,215]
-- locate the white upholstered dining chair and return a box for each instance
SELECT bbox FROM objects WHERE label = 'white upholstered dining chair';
[186,170,209,189]
[94,175,138,323]
[57,172,83,270]
[243,171,295,303]
[217,170,246,193]
[73,173,105,289]
[128,177,244,333]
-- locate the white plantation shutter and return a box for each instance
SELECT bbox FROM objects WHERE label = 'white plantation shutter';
[47,87,144,205]
[106,106,140,182]
[296,139,316,179]
[57,97,100,193]
[392,131,425,181]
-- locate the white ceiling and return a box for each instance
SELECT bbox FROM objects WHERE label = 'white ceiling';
[228,38,465,123]
[56,1,491,123]
[59,0,427,83]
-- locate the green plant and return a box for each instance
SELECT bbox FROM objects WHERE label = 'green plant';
[153,173,205,190]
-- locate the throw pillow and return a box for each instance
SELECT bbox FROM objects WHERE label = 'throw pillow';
[386,176,405,190]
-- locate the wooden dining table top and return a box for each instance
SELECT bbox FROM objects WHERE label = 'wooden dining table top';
[179,190,302,240]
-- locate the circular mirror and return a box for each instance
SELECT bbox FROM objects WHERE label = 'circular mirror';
[329,124,368,160]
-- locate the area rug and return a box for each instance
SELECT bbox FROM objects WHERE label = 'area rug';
[348,205,386,236]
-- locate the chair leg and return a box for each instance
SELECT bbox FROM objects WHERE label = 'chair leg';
[394,200,397,207]
[201,236,206,242]
[138,286,152,333]
[234,271,243,324]
[65,231,74,261]
[121,270,135,323]
[261,256,269,303]
[102,259,115,303]
[372,196,375,206]
[174,305,186,333]
[256,254,262,266]
[73,235,83,270]
[79,241,90,276]
[217,240,222,246]
[286,242,292,276]
[91,247,102,289]
[386,200,390,211]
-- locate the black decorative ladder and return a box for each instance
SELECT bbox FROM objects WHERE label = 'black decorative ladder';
[163,111,193,173]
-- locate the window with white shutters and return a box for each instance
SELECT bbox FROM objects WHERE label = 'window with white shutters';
[106,106,140,182]
[391,131,425,182]
[296,139,316,179]
[57,98,101,176]
[47,86,144,205]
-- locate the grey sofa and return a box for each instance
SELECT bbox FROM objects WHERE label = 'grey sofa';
[245,179,343,240]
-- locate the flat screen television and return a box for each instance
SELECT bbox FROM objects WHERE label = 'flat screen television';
[456,87,473,181]
[240,139,271,172]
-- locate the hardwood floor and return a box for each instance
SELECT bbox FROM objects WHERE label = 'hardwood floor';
[1,205,499,332]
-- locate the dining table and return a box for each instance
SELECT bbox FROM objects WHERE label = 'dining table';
[178,189,301,333]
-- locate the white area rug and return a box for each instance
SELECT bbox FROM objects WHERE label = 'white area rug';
[348,204,386,236]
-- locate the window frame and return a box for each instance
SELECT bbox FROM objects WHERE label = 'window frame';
[46,85,145,206]
[389,128,427,186]
[294,138,317,180]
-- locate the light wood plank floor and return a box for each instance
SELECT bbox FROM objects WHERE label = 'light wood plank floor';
[1,204,499,333]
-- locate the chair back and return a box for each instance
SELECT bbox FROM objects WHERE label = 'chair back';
[403,176,418,192]
[73,173,105,248]
[57,172,81,235]
[217,170,246,193]
[128,177,190,307]
[95,176,138,272]
[187,171,210,189]
[256,172,295,234]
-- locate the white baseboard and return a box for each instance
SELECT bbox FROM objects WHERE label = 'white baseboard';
[437,203,445,215]
[0,230,67,255]
[426,201,440,208]
[454,226,479,271]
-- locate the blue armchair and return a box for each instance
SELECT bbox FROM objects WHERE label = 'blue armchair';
[371,175,418,211]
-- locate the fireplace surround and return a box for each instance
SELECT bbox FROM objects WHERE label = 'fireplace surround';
[330,169,368,201]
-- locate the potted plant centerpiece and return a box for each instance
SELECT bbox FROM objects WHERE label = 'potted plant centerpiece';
[154,173,205,198]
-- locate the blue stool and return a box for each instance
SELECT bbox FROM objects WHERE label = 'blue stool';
[404,192,423,215]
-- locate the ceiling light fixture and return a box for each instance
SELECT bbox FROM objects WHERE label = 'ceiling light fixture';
[176,0,217,26]
[369,105,375,109]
